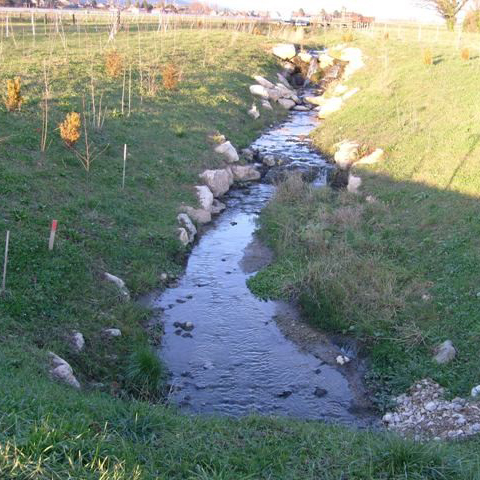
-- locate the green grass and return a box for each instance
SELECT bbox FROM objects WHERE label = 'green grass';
[251,29,480,407]
[0,24,286,389]
[2,17,480,478]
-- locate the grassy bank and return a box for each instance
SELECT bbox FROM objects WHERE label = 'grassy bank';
[250,29,480,408]
[0,24,287,390]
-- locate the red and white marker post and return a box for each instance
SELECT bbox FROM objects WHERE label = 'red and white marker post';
[49,220,58,251]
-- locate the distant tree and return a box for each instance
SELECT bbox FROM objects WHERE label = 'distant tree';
[134,0,139,7]
[298,8,305,16]
[125,0,130,7]
[418,0,469,31]
[333,9,340,17]
[464,1,480,31]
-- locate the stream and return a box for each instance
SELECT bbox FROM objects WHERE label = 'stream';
[148,101,376,427]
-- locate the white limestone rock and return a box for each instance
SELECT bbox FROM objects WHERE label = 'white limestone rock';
[195,185,214,212]
[48,352,81,389]
[103,272,130,300]
[347,174,362,194]
[249,84,270,99]
[214,141,239,163]
[199,169,233,197]
[355,148,384,166]
[230,165,261,182]
[334,141,359,170]
[70,331,85,353]
[248,103,260,120]
[272,43,297,60]
[278,98,296,110]
[253,75,275,89]
[433,340,456,364]
[177,213,197,243]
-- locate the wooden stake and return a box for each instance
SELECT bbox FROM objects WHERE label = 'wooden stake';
[2,230,9,293]
[122,144,127,189]
[49,219,57,251]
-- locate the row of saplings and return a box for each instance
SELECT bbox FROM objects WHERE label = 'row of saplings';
[3,49,181,171]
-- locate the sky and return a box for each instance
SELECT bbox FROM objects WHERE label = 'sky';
[217,0,472,22]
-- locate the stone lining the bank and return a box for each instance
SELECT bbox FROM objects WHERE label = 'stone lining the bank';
[176,43,362,246]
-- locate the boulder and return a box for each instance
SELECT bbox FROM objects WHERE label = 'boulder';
[293,105,309,111]
[241,148,254,161]
[103,328,122,337]
[199,169,233,197]
[249,84,270,99]
[231,165,261,182]
[177,213,197,243]
[278,98,296,110]
[248,103,260,120]
[340,47,365,78]
[253,75,275,89]
[306,58,319,82]
[471,385,480,397]
[214,141,239,163]
[262,154,276,167]
[298,51,313,63]
[318,97,343,118]
[336,355,351,365]
[355,148,384,166]
[70,331,85,353]
[178,227,190,246]
[433,340,456,364]
[319,53,335,69]
[343,88,360,101]
[211,199,226,214]
[334,84,348,95]
[347,174,362,194]
[305,95,324,106]
[195,185,214,212]
[272,43,297,60]
[103,272,130,300]
[261,100,273,111]
[276,73,292,89]
[334,141,359,170]
[266,88,282,102]
[48,352,80,389]
[183,206,211,225]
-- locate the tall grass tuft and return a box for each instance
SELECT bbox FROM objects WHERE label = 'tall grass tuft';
[105,50,123,77]
[342,32,354,42]
[423,48,433,66]
[125,346,165,401]
[59,112,81,147]
[369,435,470,479]
[5,77,22,112]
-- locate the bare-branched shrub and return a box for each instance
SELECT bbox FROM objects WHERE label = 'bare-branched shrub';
[5,77,23,112]
[423,48,433,66]
[342,32,354,42]
[461,47,470,61]
[384,32,390,40]
[59,112,81,147]
[105,50,123,77]
[162,63,180,90]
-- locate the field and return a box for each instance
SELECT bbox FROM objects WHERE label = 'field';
[1,12,480,478]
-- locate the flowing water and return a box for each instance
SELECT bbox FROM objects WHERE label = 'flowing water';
[149,105,375,427]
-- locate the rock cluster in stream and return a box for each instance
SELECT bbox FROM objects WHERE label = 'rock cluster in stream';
[176,43,364,247]
[383,379,480,440]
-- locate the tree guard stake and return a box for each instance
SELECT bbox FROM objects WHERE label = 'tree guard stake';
[2,230,10,293]
[49,220,58,251]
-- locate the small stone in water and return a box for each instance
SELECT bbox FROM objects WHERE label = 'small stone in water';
[336,355,351,366]
[182,332,193,338]
[314,368,322,374]
[314,387,327,398]
[174,329,182,336]
[176,299,186,304]
[277,390,293,398]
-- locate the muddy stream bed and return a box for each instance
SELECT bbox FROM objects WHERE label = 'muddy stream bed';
[147,101,377,428]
